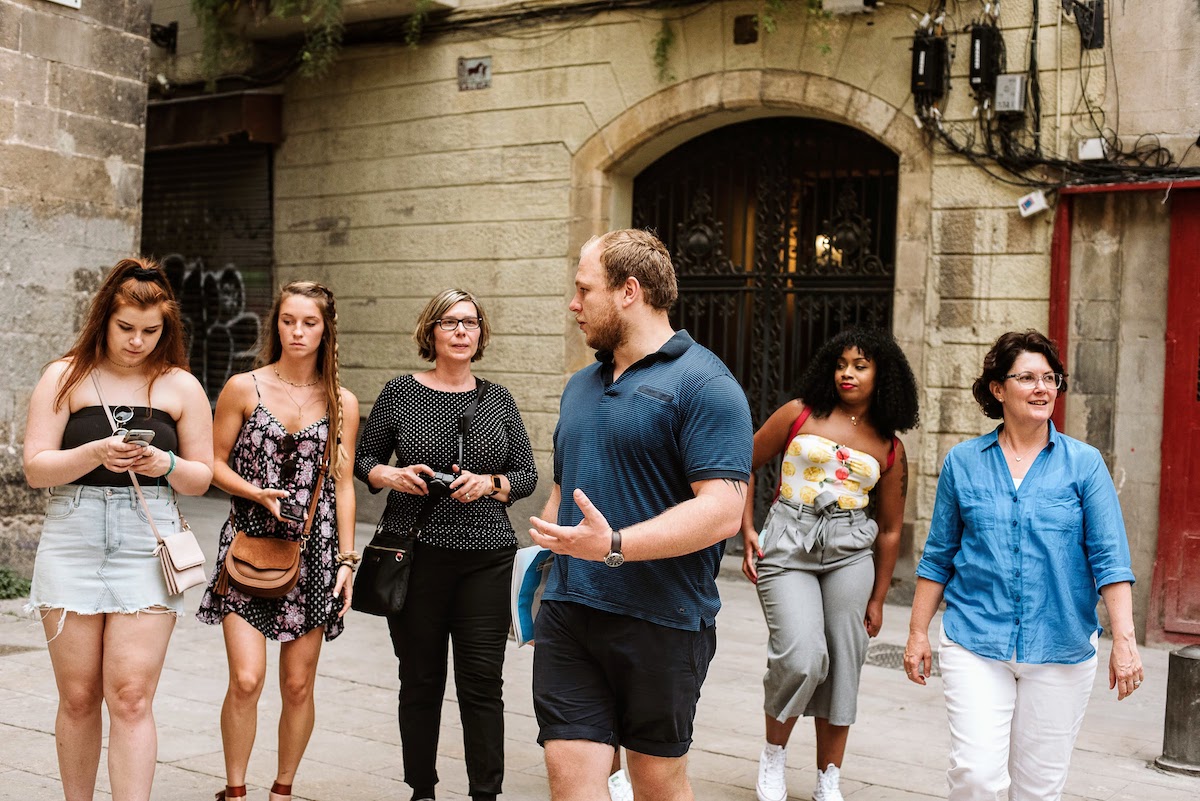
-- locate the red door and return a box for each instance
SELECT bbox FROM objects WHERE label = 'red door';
[1154,189,1200,638]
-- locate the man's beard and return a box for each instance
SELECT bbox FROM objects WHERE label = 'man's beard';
[585,304,627,353]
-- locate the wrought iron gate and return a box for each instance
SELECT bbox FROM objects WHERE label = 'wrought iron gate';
[631,118,899,528]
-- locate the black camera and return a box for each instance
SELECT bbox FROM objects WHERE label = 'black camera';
[279,499,307,523]
[421,470,458,497]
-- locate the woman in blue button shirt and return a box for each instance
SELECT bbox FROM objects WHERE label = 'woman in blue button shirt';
[904,329,1142,801]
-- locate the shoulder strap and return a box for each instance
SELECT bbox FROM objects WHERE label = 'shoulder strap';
[886,436,900,471]
[251,373,261,399]
[455,378,490,467]
[786,405,813,445]
[90,373,167,546]
[298,426,334,544]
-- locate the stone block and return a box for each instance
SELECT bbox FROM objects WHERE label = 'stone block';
[846,89,898,138]
[0,145,118,209]
[679,6,729,78]
[982,298,1048,330]
[76,0,152,36]
[934,210,978,255]
[925,343,985,389]
[1072,340,1118,395]
[20,8,93,71]
[936,255,978,298]
[275,149,504,196]
[804,76,853,119]
[932,164,1015,210]
[0,100,14,140]
[985,255,1049,300]
[0,4,19,51]
[48,63,145,126]
[1073,299,1118,341]
[1005,208,1051,254]
[937,298,981,330]
[0,49,49,105]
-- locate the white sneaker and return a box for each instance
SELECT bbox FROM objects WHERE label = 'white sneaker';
[608,768,634,801]
[812,762,844,801]
[756,743,788,801]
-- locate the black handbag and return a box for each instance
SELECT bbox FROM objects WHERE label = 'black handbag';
[352,379,490,616]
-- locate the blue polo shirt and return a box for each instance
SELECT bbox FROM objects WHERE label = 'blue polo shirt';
[916,423,1136,664]
[543,330,753,631]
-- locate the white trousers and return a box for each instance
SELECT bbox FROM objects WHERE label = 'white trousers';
[938,625,1097,801]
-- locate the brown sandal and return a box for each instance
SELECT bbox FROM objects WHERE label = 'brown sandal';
[215,788,246,800]
[270,782,292,799]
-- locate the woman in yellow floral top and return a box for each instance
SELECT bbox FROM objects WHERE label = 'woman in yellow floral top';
[742,329,919,801]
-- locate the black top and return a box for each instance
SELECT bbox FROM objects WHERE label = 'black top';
[61,406,179,487]
[354,375,537,549]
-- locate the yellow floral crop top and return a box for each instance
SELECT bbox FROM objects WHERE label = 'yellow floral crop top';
[778,434,882,511]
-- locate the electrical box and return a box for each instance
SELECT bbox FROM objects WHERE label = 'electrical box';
[994,74,1026,114]
[824,0,877,14]
[911,33,948,98]
[969,24,1002,94]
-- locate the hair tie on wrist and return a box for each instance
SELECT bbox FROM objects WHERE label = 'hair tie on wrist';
[165,450,177,477]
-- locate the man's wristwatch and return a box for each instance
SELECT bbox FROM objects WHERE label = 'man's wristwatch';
[487,474,502,496]
[604,528,624,568]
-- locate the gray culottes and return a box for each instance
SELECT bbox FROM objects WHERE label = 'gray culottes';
[755,494,877,725]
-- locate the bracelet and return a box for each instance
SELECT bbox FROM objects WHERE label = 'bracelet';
[165,450,177,477]
[337,562,355,573]
[336,551,361,567]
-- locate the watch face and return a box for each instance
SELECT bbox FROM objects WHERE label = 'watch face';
[604,551,625,568]
[491,475,503,490]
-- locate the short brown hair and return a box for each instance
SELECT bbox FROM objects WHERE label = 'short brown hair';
[971,329,1069,419]
[587,229,678,311]
[412,288,491,362]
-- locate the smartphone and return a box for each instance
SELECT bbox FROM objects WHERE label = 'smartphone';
[122,429,156,445]
[279,499,307,523]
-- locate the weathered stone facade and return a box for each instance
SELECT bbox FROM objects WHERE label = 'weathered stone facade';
[0,0,151,574]
[5,0,1191,636]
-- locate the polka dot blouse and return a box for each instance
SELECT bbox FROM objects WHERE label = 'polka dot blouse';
[354,375,538,549]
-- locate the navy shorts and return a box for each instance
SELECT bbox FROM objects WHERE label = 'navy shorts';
[532,600,717,758]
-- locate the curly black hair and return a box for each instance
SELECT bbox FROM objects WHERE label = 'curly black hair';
[795,328,920,437]
[971,329,1068,419]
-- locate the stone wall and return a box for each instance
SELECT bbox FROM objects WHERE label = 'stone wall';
[0,0,151,574]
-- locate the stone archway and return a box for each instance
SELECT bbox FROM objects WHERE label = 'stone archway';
[567,69,933,556]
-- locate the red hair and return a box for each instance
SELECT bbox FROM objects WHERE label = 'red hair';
[54,257,188,410]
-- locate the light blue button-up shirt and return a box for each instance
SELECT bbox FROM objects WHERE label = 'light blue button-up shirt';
[916,422,1135,664]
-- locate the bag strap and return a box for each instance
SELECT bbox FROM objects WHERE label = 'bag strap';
[395,378,490,538]
[298,426,334,545]
[455,378,490,467]
[786,404,813,445]
[90,373,166,547]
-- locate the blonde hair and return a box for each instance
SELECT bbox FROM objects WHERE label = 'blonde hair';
[585,229,678,311]
[412,289,491,363]
[258,281,347,475]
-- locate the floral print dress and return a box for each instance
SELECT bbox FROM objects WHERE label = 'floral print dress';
[197,400,343,642]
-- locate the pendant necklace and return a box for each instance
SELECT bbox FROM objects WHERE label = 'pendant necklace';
[273,366,318,422]
[1003,431,1046,462]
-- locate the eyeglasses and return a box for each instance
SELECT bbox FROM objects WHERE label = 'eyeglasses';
[1004,372,1065,390]
[279,434,298,483]
[433,317,482,332]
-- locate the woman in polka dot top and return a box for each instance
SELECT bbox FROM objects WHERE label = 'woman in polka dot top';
[354,288,536,801]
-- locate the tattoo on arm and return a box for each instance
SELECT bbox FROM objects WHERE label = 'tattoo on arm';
[722,478,747,498]
[899,449,909,500]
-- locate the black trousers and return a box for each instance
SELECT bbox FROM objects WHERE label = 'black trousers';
[386,541,515,798]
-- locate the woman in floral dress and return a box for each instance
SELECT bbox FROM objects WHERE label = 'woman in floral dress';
[198,281,359,801]
[740,328,919,801]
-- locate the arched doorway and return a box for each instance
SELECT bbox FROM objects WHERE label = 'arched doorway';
[631,117,899,523]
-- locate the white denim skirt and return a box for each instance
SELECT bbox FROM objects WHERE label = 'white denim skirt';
[26,484,186,618]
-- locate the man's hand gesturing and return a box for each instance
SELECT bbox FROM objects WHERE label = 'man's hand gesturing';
[529,488,615,562]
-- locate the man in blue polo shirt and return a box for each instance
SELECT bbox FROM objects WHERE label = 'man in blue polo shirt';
[529,229,753,801]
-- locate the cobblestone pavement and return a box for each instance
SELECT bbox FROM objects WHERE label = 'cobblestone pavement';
[0,494,1195,800]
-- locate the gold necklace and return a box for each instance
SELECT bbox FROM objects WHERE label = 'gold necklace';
[1003,430,1047,462]
[106,354,139,369]
[273,365,319,388]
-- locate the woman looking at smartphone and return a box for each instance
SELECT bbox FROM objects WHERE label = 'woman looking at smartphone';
[23,257,214,801]
[197,281,359,801]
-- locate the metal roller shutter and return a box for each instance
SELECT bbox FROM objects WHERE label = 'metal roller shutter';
[141,144,275,405]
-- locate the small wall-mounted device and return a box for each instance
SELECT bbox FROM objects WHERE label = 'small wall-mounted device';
[968,24,1002,95]
[994,74,1027,114]
[1018,190,1049,218]
[912,33,948,99]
